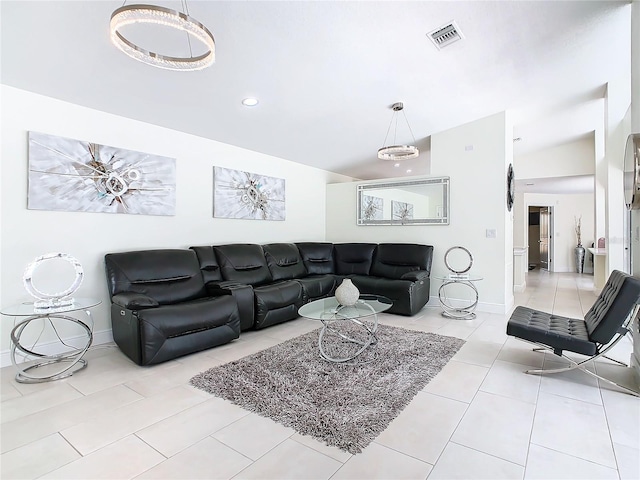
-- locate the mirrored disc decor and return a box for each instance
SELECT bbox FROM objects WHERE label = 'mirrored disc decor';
[28,132,176,216]
[213,167,285,220]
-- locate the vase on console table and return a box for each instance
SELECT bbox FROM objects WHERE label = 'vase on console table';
[335,278,359,306]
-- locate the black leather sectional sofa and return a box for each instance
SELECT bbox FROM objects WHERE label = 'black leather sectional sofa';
[105,242,433,365]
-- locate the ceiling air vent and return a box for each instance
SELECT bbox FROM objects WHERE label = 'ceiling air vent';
[427,21,463,50]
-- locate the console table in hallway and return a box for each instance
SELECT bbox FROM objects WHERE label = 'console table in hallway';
[587,247,607,290]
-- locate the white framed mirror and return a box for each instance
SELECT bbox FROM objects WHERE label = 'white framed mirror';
[357,176,450,225]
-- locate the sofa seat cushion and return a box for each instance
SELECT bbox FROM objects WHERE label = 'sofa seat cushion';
[296,274,336,302]
[350,275,430,316]
[254,280,304,329]
[135,296,239,339]
[254,280,303,309]
[506,306,595,356]
[351,275,413,299]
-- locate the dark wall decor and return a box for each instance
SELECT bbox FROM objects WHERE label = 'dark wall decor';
[507,163,515,212]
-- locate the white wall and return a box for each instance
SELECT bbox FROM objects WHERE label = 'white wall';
[521,193,595,273]
[513,136,597,260]
[604,75,632,274]
[516,137,595,179]
[0,86,352,357]
[326,111,514,313]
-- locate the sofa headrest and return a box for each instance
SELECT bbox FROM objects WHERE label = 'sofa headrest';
[104,249,206,304]
[263,243,307,281]
[333,243,377,275]
[190,246,223,284]
[213,244,272,286]
[296,242,335,275]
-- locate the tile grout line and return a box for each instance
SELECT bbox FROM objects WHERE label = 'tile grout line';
[528,440,621,472]
[522,331,544,480]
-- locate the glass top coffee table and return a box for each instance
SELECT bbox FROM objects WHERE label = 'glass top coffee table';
[298,294,392,363]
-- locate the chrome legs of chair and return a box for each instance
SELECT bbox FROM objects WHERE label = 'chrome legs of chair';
[523,335,640,397]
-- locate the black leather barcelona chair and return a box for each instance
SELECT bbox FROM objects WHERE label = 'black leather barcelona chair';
[506,270,640,396]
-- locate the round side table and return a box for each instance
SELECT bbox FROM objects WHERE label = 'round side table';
[1,297,100,383]
[435,275,483,320]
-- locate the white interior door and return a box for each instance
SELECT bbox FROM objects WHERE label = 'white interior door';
[539,207,549,270]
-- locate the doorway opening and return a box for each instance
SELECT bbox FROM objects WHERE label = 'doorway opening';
[528,205,554,272]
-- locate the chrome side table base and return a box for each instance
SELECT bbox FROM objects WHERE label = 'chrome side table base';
[318,304,378,363]
[438,280,479,320]
[10,312,93,384]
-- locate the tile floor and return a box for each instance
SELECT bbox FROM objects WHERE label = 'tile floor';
[1,270,639,479]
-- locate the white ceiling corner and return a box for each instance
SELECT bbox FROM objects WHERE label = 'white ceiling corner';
[0,1,632,183]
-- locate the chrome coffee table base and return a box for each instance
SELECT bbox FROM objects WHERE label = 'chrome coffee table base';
[298,295,392,364]
[318,309,379,363]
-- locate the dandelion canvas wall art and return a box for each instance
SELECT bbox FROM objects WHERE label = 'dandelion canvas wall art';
[213,167,285,220]
[28,132,176,216]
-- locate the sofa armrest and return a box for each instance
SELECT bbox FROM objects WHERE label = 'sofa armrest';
[205,280,247,295]
[112,292,159,309]
[400,270,429,282]
[205,281,255,331]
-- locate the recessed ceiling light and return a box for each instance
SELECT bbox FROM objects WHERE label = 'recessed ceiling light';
[394,163,400,167]
[406,169,412,173]
[242,98,259,107]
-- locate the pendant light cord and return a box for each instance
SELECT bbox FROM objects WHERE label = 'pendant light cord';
[403,109,418,145]
[182,0,194,58]
[381,108,417,147]
[381,112,395,148]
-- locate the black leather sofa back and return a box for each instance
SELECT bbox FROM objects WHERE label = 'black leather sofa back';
[334,243,377,275]
[296,242,335,275]
[189,246,223,284]
[105,249,206,305]
[371,243,434,279]
[213,244,273,285]
[263,243,307,281]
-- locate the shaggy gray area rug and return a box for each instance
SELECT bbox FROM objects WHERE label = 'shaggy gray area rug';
[190,323,464,454]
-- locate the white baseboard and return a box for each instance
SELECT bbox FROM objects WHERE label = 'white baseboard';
[514,281,526,293]
[1,328,114,368]
[428,296,510,315]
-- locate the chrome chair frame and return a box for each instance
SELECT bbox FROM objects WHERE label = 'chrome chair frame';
[507,270,640,397]
[519,305,639,397]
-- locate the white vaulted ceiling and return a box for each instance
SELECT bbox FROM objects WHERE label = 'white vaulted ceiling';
[0,1,632,180]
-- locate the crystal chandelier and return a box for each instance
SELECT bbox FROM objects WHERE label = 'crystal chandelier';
[110,2,215,71]
[378,102,419,161]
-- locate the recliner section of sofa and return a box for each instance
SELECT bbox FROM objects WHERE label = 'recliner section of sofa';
[104,249,241,366]
[295,242,337,303]
[351,243,433,316]
[192,244,305,330]
[189,245,256,332]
